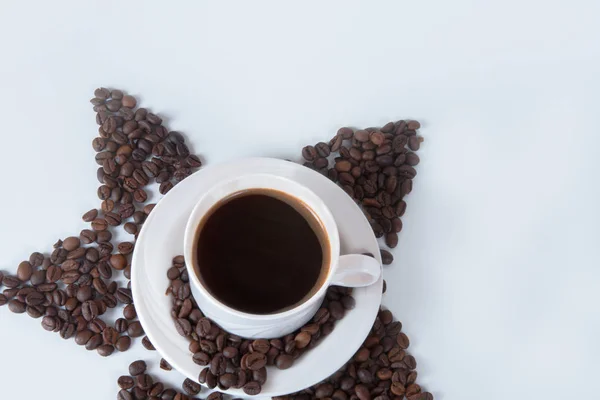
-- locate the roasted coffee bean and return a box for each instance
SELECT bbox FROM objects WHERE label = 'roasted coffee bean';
[141,336,155,351]
[41,315,59,331]
[25,291,45,306]
[75,285,93,302]
[37,281,57,292]
[123,222,138,235]
[315,142,331,157]
[60,322,76,339]
[405,151,420,166]
[192,351,211,366]
[61,271,80,285]
[252,367,267,386]
[123,304,137,320]
[97,262,112,280]
[25,304,45,319]
[244,352,267,371]
[136,373,153,391]
[116,288,133,304]
[51,290,67,306]
[129,360,147,376]
[380,249,394,265]
[65,246,85,260]
[130,212,146,226]
[131,387,147,400]
[104,212,121,226]
[128,321,144,337]
[175,318,192,337]
[133,189,148,203]
[216,373,236,390]
[98,185,112,200]
[16,287,35,301]
[103,326,119,344]
[27,253,43,268]
[392,217,403,233]
[119,94,136,108]
[8,299,26,313]
[147,382,164,397]
[75,329,94,345]
[79,229,96,244]
[118,376,135,390]
[182,379,201,395]
[3,275,21,288]
[116,335,132,352]
[335,160,353,172]
[293,331,311,349]
[252,339,270,354]
[159,181,173,194]
[329,301,345,320]
[407,135,421,151]
[158,358,173,372]
[109,254,127,271]
[329,135,343,152]
[314,157,328,169]
[243,381,261,396]
[385,232,398,248]
[17,261,33,281]
[117,389,133,400]
[275,354,294,370]
[97,344,114,357]
[114,318,128,333]
[93,87,110,99]
[302,145,318,161]
[334,126,353,139]
[91,218,108,231]
[82,300,99,321]
[353,129,369,142]
[396,332,410,349]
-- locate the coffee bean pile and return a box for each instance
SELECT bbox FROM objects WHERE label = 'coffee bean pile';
[282,122,432,400]
[117,359,236,400]
[0,88,201,357]
[302,121,422,256]
[277,308,432,400]
[166,256,357,396]
[91,88,201,203]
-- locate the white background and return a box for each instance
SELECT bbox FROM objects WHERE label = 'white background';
[0,1,599,399]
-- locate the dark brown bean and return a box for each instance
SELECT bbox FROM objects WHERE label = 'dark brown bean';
[116,335,132,352]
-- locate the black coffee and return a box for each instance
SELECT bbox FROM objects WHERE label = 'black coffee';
[194,189,329,314]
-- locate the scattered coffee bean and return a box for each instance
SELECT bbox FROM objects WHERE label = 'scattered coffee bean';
[117,389,132,400]
[142,336,155,351]
[129,360,147,376]
[160,358,173,371]
[16,261,33,281]
[128,321,144,337]
[82,209,98,222]
[380,249,394,265]
[97,344,115,357]
[8,299,26,313]
[115,336,132,352]
[123,304,137,320]
[182,378,201,395]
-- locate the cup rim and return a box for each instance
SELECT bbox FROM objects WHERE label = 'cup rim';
[183,173,340,322]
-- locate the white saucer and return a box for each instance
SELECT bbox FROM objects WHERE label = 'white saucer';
[131,157,383,398]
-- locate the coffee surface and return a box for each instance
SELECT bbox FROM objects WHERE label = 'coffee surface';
[195,189,328,314]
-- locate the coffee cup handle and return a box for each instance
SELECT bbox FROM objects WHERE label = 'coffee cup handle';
[331,254,381,287]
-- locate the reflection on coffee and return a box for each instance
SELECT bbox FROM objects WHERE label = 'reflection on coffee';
[194,189,330,314]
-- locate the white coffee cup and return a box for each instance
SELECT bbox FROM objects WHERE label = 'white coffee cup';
[183,173,381,338]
